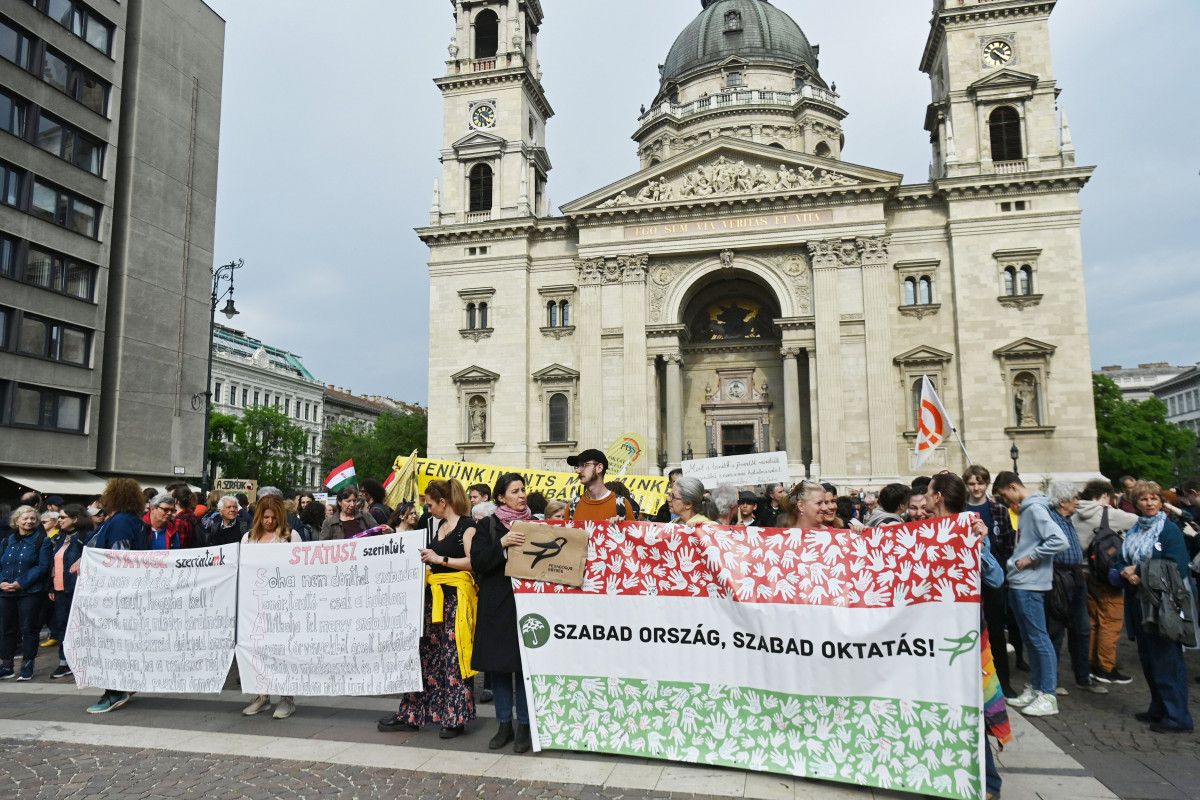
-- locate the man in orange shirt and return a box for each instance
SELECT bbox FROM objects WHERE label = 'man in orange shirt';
[566,449,635,523]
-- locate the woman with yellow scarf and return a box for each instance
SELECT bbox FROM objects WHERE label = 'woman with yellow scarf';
[378,479,478,739]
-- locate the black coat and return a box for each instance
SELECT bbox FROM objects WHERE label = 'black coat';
[470,514,522,673]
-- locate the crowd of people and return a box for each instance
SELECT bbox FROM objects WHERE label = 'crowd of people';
[2,454,1198,791]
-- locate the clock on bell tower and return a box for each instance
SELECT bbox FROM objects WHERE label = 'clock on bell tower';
[432,0,554,224]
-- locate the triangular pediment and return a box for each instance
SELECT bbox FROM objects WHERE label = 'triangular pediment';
[451,131,506,155]
[969,68,1039,92]
[993,338,1057,359]
[532,363,580,382]
[451,365,500,384]
[562,137,901,214]
[894,345,954,366]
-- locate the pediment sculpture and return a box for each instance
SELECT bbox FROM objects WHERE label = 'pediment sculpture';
[597,156,860,208]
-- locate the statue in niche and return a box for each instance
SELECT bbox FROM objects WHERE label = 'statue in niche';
[468,396,487,442]
[448,37,459,58]
[1013,373,1039,427]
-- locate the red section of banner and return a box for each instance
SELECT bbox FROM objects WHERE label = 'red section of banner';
[513,515,982,608]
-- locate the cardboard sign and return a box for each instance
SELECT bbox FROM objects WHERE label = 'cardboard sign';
[504,521,588,587]
[215,478,258,503]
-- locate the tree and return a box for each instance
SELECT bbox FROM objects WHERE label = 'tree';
[322,412,427,484]
[209,406,308,493]
[1093,374,1197,485]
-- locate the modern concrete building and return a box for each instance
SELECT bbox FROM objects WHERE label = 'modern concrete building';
[1095,363,1188,402]
[420,0,1100,483]
[1154,365,1200,444]
[209,324,325,491]
[0,0,223,497]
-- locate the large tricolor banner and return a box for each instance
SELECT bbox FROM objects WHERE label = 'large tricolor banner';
[513,517,985,800]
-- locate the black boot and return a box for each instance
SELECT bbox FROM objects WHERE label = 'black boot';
[489,721,514,750]
[513,722,532,754]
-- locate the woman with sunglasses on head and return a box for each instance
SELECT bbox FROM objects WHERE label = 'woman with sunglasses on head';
[924,471,1011,800]
[47,504,93,680]
[387,502,421,532]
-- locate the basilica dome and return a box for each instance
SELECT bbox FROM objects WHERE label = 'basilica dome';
[660,0,819,86]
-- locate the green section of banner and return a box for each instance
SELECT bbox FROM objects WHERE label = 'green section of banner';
[531,674,982,800]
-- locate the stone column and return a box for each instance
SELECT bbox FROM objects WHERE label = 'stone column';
[665,354,684,467]
[808,240,846,475]
[781,347,803,469]
[646,356,660,468]
[620,255,649,437]
[806,350,821,477]
[859,236,899,478]
[576,258,605,445]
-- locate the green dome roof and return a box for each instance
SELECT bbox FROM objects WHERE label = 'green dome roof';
[660,0,818,86]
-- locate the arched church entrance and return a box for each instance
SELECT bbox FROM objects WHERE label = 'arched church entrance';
[677,271,783,459]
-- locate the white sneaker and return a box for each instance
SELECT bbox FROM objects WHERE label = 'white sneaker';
[1021,692,1059,717]
[272,696,296,719]
[1008,685,1038,708]
[242,694,271,716]
[1055,686,1069,697]
[1006,642,1016,655]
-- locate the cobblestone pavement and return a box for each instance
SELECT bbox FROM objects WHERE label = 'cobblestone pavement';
[1017,631,1200,800]
[0,738,730,800]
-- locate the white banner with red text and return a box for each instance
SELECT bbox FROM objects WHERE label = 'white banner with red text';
[513,517,985,800]
[63,545,239,693]
[234,532,425,697]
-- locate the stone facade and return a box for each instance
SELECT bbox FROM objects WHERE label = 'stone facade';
[419,0,1100,484]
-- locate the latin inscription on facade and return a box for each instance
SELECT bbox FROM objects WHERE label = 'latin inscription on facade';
[625,210,833,241]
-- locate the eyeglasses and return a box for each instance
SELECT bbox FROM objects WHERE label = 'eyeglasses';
[155,505,175,513]
[574,461,597,471]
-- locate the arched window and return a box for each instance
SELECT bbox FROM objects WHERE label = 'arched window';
[547,301,558,327]
[904,277,917,306]
[478,301,489,329]
[911,378,923,431]
[918,276,933,305]
[548,393,569,442]
[768,142,785,149]
[989,106,1023,162]
[466,302,477,330]
[468,163,493,213]
[1003,266,1016,296]
[1019,266,1033,295]
[474,10,499,58]
[559,300,570,326]
[814,141,832,158]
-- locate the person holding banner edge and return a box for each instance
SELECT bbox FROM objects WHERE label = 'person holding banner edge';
[470,472,534,753]
[379,479,478,739]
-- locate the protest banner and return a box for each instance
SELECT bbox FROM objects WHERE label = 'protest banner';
[64,545,238,693]
[235,532,425,697]
[680,451,789,487]
[513,517,985,800]
[416,458,668,514]
[215,478,258,503]
[505,521,589,586]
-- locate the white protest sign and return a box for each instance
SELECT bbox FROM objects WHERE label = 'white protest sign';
[313,492,329,503]
[64,546,238,693]
[681,450,789,487]
[235,532,424,697]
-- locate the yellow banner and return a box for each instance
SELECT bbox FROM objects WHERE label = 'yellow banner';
[415,459,668,516]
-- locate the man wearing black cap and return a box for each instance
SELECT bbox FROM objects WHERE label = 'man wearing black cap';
[734,491,759,526]
[44,496,65,513]
[565,449,634,523]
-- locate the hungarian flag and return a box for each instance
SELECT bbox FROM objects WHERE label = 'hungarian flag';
[914,375,955,469]
[323,459,357,492]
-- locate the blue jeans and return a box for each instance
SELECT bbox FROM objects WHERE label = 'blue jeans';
[489,670,528,725]
[53,591,74,664]
[1049,581,1092,685]
[1008,588,1057,694]
[0,594,43,663]
[985,739,1002,795]
[1135,628,1194,730]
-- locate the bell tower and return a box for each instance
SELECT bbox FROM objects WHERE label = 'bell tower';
[920,0,1074,180]
[431,0,554,224]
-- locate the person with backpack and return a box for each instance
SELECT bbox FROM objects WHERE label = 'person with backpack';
[1073,479,1139,684]
[0,506,54,681]
[565,449,633,523]
[1045,482,1108,696]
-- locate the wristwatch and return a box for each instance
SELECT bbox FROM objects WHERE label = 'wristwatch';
[442,556,449,565]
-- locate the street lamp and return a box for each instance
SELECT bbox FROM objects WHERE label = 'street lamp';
[1010,442,1020,476]
[198,258,243,495]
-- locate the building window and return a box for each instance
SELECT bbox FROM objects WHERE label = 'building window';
[547,300,557,327]
[35,112,105,175]
[17,244,96,300]
[814,141,832,158]
[0,18,32,69]
[0,89,27,137]
[0,162,22,207]
[989,106,1022,162]
[725,10,742,31]
[30,178,100,237]
[253,391,260,406]
[241,388,248,407]
[7,382,86,432]
[6,309,90,366]
[40,48,108,115]
[214,381,222,404]
[28,0,114,55]
[559,300,570,326]
[1003,265,1035,296]
[305,401,310,420]
[548,393,569,442]
[726,71,743,88]
[474,9,499,58]
[468,163,493,213]
[284,398,290,416]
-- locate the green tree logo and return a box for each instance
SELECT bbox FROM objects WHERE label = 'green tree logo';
[520,614,551,649]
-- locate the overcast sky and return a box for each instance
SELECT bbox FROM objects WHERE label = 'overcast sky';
[202,0,1200,406]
